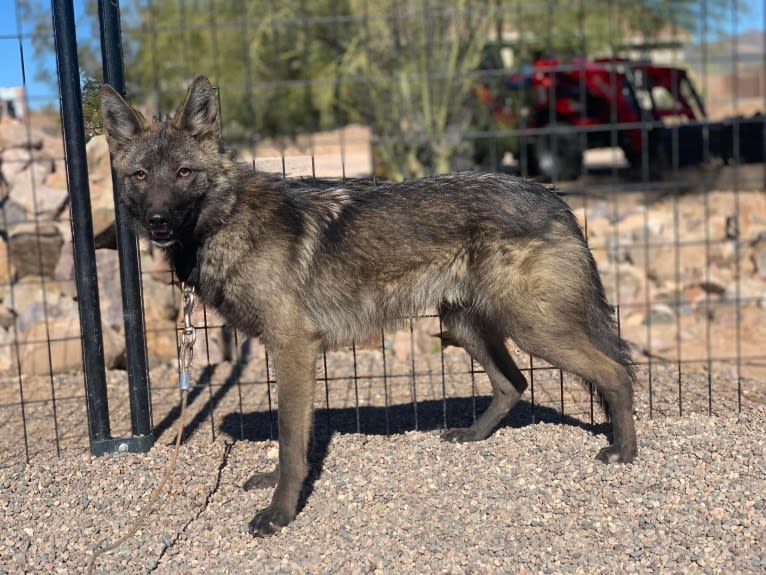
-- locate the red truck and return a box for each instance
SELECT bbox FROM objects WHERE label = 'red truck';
[473,56,765,180]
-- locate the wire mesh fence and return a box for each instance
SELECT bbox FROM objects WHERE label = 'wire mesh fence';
[1,0,765,467]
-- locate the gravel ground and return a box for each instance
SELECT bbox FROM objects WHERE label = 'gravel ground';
[1,390,765,574]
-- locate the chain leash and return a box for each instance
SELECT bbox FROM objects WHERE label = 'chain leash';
[179,282,197,390]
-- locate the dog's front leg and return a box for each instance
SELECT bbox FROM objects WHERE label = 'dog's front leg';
[248,335,319,536]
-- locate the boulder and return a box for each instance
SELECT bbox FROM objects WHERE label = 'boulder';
[0,326,13,372]
[16,311,123,376]
[392,317,440,362]
[751,233,766,277]
[7,155,66,219]
[85,135,116,236]
[86,135,113,186]
[0,200,28,235]
[739,192,766,240]
[142,278,182,364]
[1,148,53,189]
[1,147,32,185]
[54,241,125,331]
[0,236,12,284]
[0,123,43,151]
[0,304,13,330]
[8,276,62,334]
[737,276,766,305]
[7,222,64,279]
[10,182,68,219]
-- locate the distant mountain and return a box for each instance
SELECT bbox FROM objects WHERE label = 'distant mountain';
[685,28,765,68]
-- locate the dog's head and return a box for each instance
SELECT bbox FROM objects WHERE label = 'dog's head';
[100,76,233,247]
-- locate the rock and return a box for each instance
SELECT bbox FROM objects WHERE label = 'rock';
[1,147,32,184]
[1,147,53,189]
[598,262,646,305]
[1,145,67,219]
[623,243,671,282]
[0,199,28,235]
[89,186,116,238]
[55,242,126,331]
[739,192,766,240]
[391,317,440,361]
[85,135,116,236]
[92,249,124,331]
[143,277,177,320]
[16,310,123,375]
[581,215,612,250]
[53,241,76,299]
[6,154,65,218]
[44,170,67,190]
[0,304,14,330]
[0,122,43,151]
[54,243,191,364]
[11,182,68,219]
[643,303,676,326]
[7,222,64,279]
[86,135,112,186]
[0,326,12,372]
[8,277,62,334]
[738,276,766,303]
[0,236,13,284]
[751,233,766,277]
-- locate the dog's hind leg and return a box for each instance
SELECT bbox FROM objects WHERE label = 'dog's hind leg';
[439,306,528,442]
[557,341,636,464]
[515,327,636,464]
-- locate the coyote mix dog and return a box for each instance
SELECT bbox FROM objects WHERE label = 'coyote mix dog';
[101,76,636,536]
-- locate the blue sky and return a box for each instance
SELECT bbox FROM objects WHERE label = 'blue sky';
[0,0,91,106]
[0,0,765,109]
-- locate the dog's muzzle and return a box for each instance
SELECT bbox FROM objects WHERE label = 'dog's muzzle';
[147,212,175,246]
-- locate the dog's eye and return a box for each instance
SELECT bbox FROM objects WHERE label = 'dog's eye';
[177,167,192,178]
[134,170,147,181]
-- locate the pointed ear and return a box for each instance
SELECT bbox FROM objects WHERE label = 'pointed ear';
[100,84,146,152]
[172,76,220,141]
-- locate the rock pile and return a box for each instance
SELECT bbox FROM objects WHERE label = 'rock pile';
[572,190,766,371]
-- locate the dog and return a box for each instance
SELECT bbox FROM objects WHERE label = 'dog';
[100,76,636,536]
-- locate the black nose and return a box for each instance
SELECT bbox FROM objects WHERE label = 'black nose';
[147,212,170,230]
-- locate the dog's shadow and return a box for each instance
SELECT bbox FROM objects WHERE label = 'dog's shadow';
[217,384,610,516]
[156,348,609,515]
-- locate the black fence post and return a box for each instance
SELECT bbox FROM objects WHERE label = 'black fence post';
[98,0,155,449]
[51,0,111,452]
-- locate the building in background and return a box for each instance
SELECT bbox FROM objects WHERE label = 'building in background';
[0,86,25,123]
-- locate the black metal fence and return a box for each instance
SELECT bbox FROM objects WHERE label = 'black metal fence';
[1,0,765,466]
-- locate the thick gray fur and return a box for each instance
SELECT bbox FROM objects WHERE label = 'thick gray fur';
[101,76,637,536]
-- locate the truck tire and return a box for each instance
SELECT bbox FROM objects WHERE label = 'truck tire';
[529,125,583,181]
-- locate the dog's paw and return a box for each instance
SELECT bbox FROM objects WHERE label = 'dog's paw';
[248,505,293,537]
[441,427,482,443]
[243,467,279,491]
[595,444,636,464]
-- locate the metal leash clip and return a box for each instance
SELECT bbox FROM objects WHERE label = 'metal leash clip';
[179,282,197,390]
